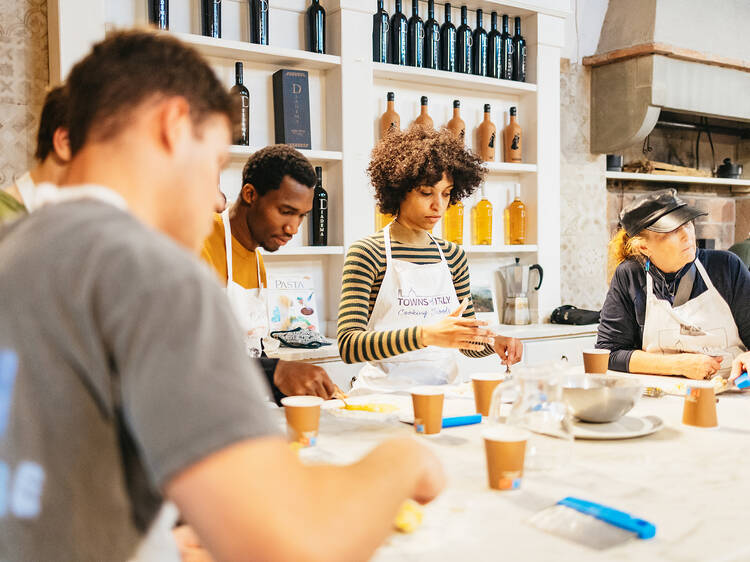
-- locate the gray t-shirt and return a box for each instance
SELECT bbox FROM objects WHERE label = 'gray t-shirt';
[0,199,279,561]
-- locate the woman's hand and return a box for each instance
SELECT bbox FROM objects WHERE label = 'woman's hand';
[674,353,723,380]
[421,300,494,351]
[729,352,750,389]
[493,336,523,366]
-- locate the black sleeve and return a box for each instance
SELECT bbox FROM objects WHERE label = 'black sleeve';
[724,252,750,348]
[260,356,285,404]
[596,264,642,372]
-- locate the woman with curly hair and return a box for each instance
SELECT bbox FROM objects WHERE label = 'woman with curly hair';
[337,126,523,391]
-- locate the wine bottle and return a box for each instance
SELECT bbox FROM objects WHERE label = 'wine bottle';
[372,0,389,63]
[503,106,522,162]
[423,0,440,70]
[477,103,496,161]
[380,92,401,138]
[507,183,526,245]
[487,12,501,78]
[201,0,221,38]
[501,14,514,80]
[472,9,488,76]
[472,187,492,246]
[446,99,465,143]
[512,16,527,82]
[439,3,456,72]
[456,5,472,74]
[310,166,328,246]
[306,0,325,54]
[407,0,424,67]
[443,201,464,245]
[148,0,168,30]
[250,0,269,45]
[389,0,408,65]
[414,96,434,129]
[230,62,250,146]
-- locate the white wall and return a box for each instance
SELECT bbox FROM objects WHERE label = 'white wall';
[561,0,608,62]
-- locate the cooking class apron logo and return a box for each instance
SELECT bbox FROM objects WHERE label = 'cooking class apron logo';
[353,224,461,391]
[642,258,746,375]
[222,210,269,357]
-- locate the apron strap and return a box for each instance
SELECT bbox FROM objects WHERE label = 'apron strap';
[673,264,696,307]
[221,210,234,286]
[383,224,393,265]
[425,231,447,262]
[693,258,717,294]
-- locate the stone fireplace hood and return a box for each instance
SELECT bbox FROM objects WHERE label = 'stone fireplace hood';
[583,0,750,154]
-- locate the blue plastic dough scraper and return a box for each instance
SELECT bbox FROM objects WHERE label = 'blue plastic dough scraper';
[528,497,656,550]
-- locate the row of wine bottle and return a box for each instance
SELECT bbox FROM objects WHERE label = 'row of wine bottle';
[380,93,523,163]
[373,0,526,82]
[147,0,326,54]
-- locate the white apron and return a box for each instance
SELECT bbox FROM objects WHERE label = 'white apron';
[221,210,270,358]
[353,224,461,392]
[642,258,746,376]
[15,171,37,211]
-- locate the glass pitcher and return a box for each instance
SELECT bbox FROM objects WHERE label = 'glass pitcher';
[488,363,574,471]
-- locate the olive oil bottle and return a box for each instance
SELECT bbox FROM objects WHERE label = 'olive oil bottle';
[471,187,492,245]
[443,201,464,244]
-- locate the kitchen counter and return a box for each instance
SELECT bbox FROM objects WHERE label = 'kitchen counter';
[265,324,600,363]
[281,373,750,562]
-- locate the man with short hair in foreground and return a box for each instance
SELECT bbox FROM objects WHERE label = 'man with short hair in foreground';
[0,30,444,562]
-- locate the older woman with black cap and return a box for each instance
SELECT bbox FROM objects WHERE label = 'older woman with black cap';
[596,189,750,380]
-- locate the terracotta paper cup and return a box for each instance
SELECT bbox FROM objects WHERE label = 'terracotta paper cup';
[281,396,324,447]
[682,381,718,428]
[583,349,610,374]
[483,425,529,491]
[411,388,444,435]
[472,374,504,416]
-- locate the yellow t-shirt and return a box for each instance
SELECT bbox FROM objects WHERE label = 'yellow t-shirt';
[201,213,267,289]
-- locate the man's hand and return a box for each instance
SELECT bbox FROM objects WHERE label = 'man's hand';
[173,525,215,562]
[493,336,523,366]
[273,360,336,399]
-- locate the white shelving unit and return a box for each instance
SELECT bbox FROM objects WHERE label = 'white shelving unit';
[606,171,750,188]
[49,0,567,332]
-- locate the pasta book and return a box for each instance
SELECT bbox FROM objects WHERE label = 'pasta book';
[267,273,320,332]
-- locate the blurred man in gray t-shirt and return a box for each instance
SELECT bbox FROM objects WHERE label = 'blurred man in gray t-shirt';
[0,30,444,562]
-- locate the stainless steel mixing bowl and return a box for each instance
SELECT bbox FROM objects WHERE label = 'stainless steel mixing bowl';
[560,373,643,423]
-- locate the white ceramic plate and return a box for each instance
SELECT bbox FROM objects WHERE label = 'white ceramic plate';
[572,415,664,440]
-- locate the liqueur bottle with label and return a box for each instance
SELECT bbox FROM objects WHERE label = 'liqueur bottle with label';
[472,186,492,246]
[507,183,526,245]
[250,0,269,45]
[440,3,456,72]
[414,96,434,129]
[477,103,496,161]
[456,5,472,74]
[375,209,396,231]
[503,106,522,162]
[390,0,408,65]
[487,12,501,78]
[501,14,514,80]
[446,99,465,143]
[513,16,527,82]
[310,167,328,246]
[201,0,221,38]
[380,92,401,138]
[423,0,440,70]
[407,0,424,67]
[443,201,464,245]
[373,0,389,63]
[306,0,325,54]
[472,9,488,76]
[148,0,169,30]
[230,62,250,146]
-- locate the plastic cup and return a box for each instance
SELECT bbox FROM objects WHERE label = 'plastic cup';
[411,388,444,435]
[483,425,530,491]
[281,396,324,447]
[682,381,718,428]
[472,374,504,416]
[583,349,610,374]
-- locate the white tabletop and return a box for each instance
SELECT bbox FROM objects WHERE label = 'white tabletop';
[279,376,750,562]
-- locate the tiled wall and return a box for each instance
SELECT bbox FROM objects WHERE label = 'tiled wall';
[559,59,609,310]
[0,0,49,187]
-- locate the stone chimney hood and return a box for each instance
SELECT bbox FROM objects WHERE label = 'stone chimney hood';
[583,0,750,154]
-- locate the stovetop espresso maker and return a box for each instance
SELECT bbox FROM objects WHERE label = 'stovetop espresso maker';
[497,258,544,325]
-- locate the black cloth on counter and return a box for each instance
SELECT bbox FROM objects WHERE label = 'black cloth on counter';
[596,249,750,372]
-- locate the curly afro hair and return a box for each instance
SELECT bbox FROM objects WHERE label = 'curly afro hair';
[368,126,487,216]
[242,144,316,197]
